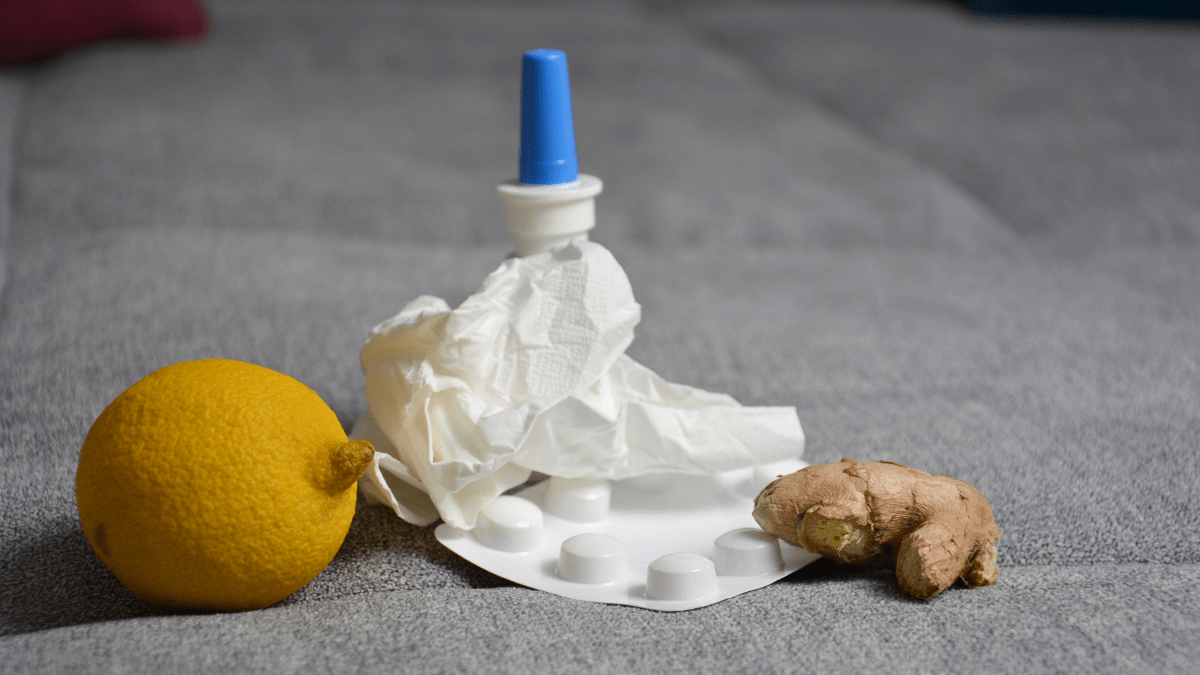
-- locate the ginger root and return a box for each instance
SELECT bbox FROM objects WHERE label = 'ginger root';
[753,459,1000,600]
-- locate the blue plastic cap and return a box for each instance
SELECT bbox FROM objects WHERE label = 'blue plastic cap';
[519,49,579,185]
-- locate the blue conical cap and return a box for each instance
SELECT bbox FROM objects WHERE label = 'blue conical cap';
[519,49,579,185]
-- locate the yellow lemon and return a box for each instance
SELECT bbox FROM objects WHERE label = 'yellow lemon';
[75,359,373,611]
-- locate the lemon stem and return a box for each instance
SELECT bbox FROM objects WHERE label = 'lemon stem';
[323,439,374,494]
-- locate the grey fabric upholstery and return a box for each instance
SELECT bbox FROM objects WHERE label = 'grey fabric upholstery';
[2,1,1197,672]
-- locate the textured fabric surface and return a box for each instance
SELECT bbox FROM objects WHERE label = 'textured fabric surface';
[3,566,1198,674]
[682,0,1200,254]
[0,73,21,300]
[1,1,1198,673]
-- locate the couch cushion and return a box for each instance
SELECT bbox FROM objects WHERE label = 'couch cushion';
[10,0,1015,253]
[683,0,1200,254]
[0,73,24,300]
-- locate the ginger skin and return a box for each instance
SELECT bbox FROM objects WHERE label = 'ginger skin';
[753,459,1000,600]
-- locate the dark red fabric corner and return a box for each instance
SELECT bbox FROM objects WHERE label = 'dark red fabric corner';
[0,0,209,63]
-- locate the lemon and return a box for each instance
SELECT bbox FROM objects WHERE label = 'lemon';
[75,359,373,611]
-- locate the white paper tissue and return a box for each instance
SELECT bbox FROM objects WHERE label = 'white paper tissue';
[352,240,804,530]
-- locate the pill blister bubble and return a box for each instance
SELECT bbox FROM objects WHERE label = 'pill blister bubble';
[545,477,611,522]
[646,553,720,602]
[474,496,544,553]
[713,528,785,576]
[557,533,627,584]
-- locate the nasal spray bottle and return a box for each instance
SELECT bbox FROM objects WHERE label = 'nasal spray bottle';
[497,49,603,257]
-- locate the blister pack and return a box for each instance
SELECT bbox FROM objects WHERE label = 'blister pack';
[434,459,818,611]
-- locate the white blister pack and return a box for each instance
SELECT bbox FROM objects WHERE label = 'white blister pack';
[434,459,819,611]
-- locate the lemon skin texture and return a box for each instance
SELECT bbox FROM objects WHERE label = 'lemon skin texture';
[75,359,373,611]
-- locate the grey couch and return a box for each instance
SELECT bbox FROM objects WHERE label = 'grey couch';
[2,1,1198,672]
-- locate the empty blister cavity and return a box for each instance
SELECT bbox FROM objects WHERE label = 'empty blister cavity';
[545,477,611,522]
[617,473,674,494]
[474,496,544,553]
[713,528,785,576]
[751,458,809,495]
[557,533,627,584]
[645,553,720,602]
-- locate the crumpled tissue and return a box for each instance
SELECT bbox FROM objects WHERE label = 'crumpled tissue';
[351,240,804,530]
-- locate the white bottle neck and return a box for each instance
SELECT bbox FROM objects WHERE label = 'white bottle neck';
[496,174,603,256]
